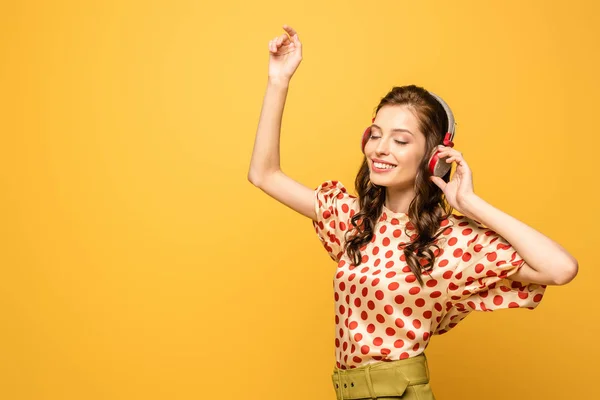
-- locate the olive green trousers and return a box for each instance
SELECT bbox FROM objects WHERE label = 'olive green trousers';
[331,353,435,400]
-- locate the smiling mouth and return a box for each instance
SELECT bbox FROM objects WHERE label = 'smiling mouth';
[372,160,397,170]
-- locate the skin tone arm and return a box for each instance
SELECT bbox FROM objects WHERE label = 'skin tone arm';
[247,77,289,183]
[461,194,578,286]
[431,145,578,286]
[247,26,317,221]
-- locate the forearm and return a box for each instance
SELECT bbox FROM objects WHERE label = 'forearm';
[461,194,578,283]
[247,77,290,185]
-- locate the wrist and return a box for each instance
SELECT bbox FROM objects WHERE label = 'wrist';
[460,194,485,220]
[268,76,291,87]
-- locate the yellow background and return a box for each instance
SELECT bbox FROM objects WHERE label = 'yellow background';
[1,0,597,399]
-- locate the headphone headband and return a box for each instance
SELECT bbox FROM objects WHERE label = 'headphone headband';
[427,91,456,146]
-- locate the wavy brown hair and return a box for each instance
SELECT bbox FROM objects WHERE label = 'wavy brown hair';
[343,85,456,287]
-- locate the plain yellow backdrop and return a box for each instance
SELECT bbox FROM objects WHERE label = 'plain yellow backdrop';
[1,0,598,399]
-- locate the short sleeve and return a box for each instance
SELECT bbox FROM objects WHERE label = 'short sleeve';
[312,180,359,263]
[434,217,547,335]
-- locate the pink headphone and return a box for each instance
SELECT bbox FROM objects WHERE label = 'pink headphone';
[361,91,457,178]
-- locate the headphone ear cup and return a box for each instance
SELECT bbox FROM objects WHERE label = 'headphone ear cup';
[361,126,371,153]
[428,149,452,178]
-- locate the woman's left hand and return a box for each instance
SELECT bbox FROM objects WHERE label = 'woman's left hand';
[429,145,477,216]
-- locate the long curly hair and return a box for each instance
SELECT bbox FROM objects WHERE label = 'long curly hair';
[344,85,456,287]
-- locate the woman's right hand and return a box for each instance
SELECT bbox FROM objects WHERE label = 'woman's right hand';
[268,25,302,83]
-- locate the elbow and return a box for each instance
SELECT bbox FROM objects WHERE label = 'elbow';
[248,170,261,187]
[554,261,579,286]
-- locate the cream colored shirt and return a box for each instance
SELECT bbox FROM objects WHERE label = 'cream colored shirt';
[312,180,546,370]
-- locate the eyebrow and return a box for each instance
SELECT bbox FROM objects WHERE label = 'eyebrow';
[370,124,414,137]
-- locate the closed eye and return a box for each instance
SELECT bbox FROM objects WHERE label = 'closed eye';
[369,136,408,145]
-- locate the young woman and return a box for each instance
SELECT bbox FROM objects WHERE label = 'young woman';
[248,25,578,400]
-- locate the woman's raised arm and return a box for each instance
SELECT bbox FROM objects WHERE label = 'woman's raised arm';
[247,26,317,221]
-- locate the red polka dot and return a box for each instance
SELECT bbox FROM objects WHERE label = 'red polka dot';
[409,286,421,295]
[426,279,438,287]
[487,252,497,262]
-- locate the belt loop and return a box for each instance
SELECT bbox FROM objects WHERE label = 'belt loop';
[335,363,344,400]
[364,364,377,399]
[423,352,430,381]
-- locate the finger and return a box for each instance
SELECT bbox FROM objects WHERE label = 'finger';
[283,24,297,38]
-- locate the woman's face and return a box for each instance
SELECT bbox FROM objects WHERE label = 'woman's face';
[364,104,427,189]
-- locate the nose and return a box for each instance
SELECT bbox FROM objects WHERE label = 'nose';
[375,137,390,155]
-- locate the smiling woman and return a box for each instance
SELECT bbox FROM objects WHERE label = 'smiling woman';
[248,24,577,400]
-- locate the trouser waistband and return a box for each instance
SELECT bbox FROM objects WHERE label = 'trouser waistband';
[332,353,430,400]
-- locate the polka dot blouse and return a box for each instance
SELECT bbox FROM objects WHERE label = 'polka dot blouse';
[312,180,547,370]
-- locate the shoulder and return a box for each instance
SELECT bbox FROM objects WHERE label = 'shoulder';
[314,180,359,214]
[314,180,356,198]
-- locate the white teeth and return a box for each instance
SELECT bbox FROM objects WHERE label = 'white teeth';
[374,162,396,169]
